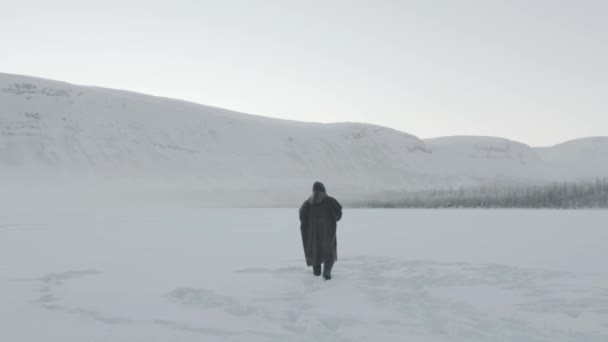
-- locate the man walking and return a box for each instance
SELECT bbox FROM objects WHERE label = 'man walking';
[299,181,343,280]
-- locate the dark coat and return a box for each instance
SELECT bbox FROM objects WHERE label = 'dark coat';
[299,191,343,266]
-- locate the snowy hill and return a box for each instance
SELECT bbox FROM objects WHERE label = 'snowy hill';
[0,73,606,205]
[0,73,432,204]
[535,137,608,180]
[424,136,546,183]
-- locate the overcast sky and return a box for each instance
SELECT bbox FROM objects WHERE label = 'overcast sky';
[2,0,607,146]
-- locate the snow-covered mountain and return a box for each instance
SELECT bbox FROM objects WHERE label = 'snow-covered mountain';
[0,73,605,205]
[535,137,608,180]
[0,73,433,204]
[423,136,546,183]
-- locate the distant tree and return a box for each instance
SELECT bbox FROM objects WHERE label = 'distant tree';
[358,178,608,209]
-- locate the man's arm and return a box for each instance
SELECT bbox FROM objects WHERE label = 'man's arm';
[299,201,309,223]
[331,198,343,222]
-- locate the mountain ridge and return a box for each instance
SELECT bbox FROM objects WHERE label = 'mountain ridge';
[1,72,606,205]
[2,72,603,148]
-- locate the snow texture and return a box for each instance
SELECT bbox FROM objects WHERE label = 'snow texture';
[1,208,607,341]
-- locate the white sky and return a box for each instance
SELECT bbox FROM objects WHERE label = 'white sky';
[2,0,607,146]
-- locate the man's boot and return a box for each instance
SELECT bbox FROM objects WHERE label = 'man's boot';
[323,260,334,280]
[313,265,321,276]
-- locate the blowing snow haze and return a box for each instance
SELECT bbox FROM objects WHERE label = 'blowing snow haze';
[1,73,607,206]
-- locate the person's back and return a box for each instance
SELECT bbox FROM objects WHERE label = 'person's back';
[299,181,342,280]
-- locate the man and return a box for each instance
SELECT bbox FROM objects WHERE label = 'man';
[299,181,343,280]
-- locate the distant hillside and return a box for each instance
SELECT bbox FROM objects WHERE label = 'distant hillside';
[424,136,546,182]
[1,73,606,205]
[535,137,608,180]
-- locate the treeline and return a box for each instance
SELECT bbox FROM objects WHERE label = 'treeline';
[359,178,608,209]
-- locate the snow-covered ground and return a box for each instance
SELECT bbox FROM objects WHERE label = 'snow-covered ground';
[1,208,607,341]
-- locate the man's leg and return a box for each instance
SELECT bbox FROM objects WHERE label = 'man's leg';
[322,259,334,280]
[313,265,321,276]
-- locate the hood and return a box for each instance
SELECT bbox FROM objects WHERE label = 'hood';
[308,191,328,205]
